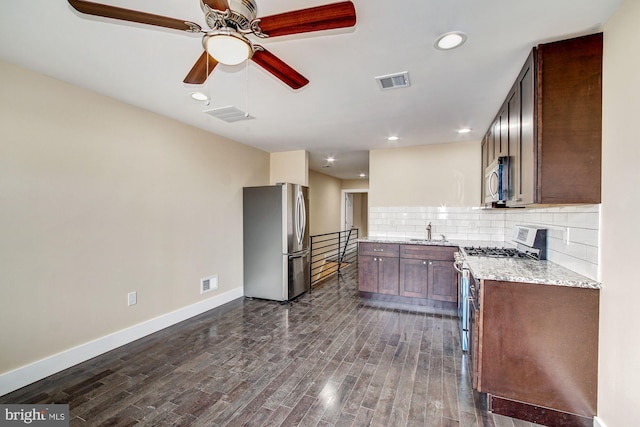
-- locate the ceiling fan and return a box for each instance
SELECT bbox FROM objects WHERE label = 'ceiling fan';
[67,0,356,89]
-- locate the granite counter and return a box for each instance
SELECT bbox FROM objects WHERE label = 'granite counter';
[358,238,601,289]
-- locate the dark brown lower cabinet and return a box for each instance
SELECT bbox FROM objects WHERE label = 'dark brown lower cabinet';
[399,258,428,298]
[475,279,599,425]
[428,260,457,302]
[357,242,399,294]
[377,257,400,295]
[357,255,379,293]
[358,242,457,307]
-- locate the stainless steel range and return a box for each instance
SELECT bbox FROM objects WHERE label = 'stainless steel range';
[456,226,547,354]
[464,225,548,260]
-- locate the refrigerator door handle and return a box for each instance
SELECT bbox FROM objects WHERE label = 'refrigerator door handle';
[295,189,306,247]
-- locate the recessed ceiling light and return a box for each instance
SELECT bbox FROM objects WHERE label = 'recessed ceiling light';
[326,156,335,163]
[458,127,472,134]
[359,173,366,178]
[190,92,210,101]
[435,31,467,50]
[387,136,399,141]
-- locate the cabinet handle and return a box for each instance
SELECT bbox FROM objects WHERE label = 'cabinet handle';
[373,248,384,252]
[429,261,433,265]
[373,257,377,261]
[423,261,427,265]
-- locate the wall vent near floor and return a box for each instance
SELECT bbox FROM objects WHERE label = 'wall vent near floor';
[204,106,254,122]
[201,274,218,294]
[375,71,411,90]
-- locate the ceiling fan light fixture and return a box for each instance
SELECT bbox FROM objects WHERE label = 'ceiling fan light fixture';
[190,91,210,101]
[435,31,467,50]
[204,30,252,66]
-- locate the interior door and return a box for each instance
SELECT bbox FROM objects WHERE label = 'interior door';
[344,193,354,230]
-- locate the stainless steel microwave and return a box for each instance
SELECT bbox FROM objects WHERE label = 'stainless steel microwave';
[484,156,509,205]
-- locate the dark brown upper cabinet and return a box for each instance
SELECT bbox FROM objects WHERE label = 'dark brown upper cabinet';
[481,33,603,206]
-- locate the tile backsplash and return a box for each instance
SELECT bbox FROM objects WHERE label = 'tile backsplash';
[503,205,600,280]
[368,205,600,281]
[369,206,506,242]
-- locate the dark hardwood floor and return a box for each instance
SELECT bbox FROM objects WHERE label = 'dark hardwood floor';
[1,267,540,426]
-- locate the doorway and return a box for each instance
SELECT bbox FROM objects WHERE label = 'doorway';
[341,189,368,238]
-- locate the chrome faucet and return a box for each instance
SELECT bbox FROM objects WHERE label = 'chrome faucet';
[426,222,432,241]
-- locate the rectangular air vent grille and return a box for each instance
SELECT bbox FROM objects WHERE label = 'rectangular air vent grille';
[204,106,254,123]
[201,274,218,294]
[375,71,411,90]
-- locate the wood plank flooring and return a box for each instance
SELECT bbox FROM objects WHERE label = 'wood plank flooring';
[0,267,541,426]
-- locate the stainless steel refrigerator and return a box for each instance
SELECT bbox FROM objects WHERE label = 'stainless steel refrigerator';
[243,183,310,301]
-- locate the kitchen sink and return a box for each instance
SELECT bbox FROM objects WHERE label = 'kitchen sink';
[410,238,448,243]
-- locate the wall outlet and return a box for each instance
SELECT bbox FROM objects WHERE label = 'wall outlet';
[127,291,137,306]
[201,274,218,294]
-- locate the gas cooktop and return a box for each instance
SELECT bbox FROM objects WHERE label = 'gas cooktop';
[463,226,548,261]
[463,246,534,259]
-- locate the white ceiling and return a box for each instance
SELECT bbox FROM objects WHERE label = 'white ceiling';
[0,0,623,179]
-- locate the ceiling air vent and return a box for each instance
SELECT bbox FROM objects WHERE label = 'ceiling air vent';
[204,106,254,123]
[375,71,410,90]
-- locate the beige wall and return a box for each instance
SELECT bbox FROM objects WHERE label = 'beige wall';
[598,1,640,425]
[308,170,342,236]
[342,179,369,190]
[0,62,269,374]
[369,141,481,207]
[270,150,308,186]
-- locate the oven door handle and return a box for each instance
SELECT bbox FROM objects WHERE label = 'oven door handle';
[453,261,465,274]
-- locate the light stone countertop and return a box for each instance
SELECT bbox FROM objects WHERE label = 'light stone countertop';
[358,237,461,247]
[461,254,601,289]
[358,238,601,290]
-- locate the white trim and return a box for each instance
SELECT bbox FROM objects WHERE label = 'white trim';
[0,287,244,396]
[593,416,608,427]
[340,188,369,232]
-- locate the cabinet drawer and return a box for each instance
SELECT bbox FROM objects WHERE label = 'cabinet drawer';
[359,242,399,258]
[400,245,456,261]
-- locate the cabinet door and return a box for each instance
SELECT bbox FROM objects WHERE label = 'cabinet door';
[506,86,519,203]
[497,104,509,157]
[516,51,536,205]
[481,137,488,204]
[399,258,428,298]
[427,261,457,302]
[358,255,379,293]
[377,257,400,295]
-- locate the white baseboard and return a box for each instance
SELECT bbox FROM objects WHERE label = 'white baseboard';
[593,416,607,427]
[0,287,244,397]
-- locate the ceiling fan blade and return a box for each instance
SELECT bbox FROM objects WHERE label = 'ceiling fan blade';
[68,0,201,32]
[251,49,309,90]
[201,0,230,12]
[183,51,219,85]
[257,1,356,38]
